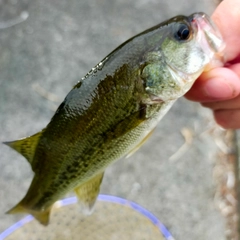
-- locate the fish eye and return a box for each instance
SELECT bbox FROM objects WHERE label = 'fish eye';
[174,23,190,41]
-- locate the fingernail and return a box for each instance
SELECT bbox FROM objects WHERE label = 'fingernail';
[203,78,234,99]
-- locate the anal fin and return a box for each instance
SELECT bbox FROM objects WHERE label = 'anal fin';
[7,201,51,226]
[74,172,104,215]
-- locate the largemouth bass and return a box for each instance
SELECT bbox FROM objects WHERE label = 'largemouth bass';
[4,12,224,226]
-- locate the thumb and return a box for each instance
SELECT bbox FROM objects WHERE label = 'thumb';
[185,67,240,102]
[212,0,240,61]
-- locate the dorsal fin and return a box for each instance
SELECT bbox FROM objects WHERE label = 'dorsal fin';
[3,129,44,166]
[74,172,104,215]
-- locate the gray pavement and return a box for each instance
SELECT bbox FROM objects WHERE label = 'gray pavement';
[0,0,226,239]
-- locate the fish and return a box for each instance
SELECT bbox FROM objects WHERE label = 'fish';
[4,12,225,226]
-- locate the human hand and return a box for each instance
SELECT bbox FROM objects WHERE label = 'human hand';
[185,0,240,129]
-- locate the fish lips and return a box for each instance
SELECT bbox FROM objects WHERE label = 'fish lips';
[190,12,225,69]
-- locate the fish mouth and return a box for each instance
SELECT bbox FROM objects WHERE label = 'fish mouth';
[190,12,225,70]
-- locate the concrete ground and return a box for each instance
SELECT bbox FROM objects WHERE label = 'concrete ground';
[0,0,228,239]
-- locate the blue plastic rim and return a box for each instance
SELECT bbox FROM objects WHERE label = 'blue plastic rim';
[0,195,174,240]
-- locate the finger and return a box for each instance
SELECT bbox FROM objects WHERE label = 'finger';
[214,109,240,129]
[212,0,240,62]
[201,94,240,110]
[229,63,240,78]
[228,54,240,65]
[185,67,240,102]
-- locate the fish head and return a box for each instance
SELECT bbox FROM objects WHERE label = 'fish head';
[142,12,225,103]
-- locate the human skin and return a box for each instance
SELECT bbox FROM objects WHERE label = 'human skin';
[185,0,240,129]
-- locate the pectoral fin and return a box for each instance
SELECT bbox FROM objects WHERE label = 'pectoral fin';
[6,201,51,226]
[3,130,44,168]
[74,172,104,215]
[126,128,155,158]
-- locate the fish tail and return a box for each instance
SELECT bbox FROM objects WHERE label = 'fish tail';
[6,202,51,226]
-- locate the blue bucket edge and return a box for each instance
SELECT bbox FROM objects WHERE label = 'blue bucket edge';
[0,194,174,240]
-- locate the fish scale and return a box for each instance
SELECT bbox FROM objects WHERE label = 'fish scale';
[4,12,224,225]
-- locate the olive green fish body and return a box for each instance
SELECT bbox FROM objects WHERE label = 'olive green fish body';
[21,54,169,211]
[5,13,225,225]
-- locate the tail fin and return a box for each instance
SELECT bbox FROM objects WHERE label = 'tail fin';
[6,202,51,226]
